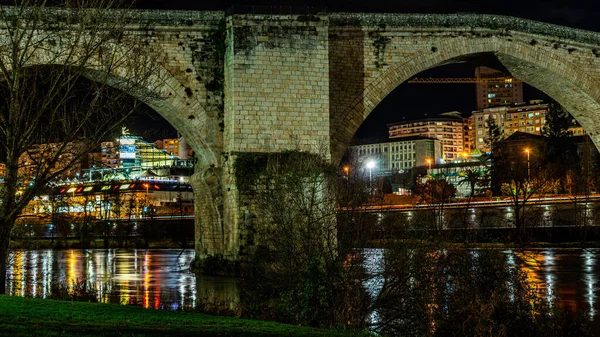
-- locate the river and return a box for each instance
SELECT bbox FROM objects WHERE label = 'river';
[5,248,600,320]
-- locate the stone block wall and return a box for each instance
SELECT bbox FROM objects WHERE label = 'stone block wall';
[224,14,331,156]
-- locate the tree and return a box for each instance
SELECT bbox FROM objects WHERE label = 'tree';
[0,1,160,294]
[415,178,457,230]
[542,101,579,193]
[496,141,555,242]
[542,101,571,139]
[484,117,504,195]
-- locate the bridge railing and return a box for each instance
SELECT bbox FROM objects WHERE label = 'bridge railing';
[226,6,327,15]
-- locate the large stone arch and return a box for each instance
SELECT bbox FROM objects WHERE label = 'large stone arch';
[330,33,600,162]
[19,48,225,259]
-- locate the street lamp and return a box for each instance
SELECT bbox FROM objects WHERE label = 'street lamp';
[524,148,531,180]
[143,183,149,197]
[366,160,375,185]
[343,165,350,178]
[426,159,432,171]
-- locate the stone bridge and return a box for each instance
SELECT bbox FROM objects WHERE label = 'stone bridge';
[21,10,600,261]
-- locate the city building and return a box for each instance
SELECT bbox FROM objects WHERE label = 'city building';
[463,114,475,154]
[472,101,549,152]
[0,163,5,181]
[475,66,523,110]
[349,136,442,173]
[119,135,177,168]
[425,155,491,198]
[160,138,180,157]
[18,141,88,181]
[97,141,120,168]
[388,111,465,161]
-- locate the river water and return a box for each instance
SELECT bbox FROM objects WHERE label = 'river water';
[5,248,600,320]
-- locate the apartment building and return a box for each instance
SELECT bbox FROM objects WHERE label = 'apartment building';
[388,111,464,161]
[349,136,442,173]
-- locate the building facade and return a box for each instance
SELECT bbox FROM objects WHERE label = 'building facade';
[349,136,442,173]
[425,155,491,198]
[472,101,549,152]
[475,66,524,110]
[388,111,465,161]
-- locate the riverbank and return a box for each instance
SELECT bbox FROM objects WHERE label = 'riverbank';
[0,296,367,337]
[9,238,193,250]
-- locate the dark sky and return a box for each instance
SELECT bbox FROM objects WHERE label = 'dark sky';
[130,0,597,141]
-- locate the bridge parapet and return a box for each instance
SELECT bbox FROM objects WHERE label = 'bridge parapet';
[330,13,600,45]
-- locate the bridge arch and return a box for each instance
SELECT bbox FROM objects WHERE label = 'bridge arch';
[330,29,600,162]
[15,46,224,258]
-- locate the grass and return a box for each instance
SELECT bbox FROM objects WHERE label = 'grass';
[0,296,366,337]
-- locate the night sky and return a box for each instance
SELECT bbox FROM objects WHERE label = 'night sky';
[128,0,597,142]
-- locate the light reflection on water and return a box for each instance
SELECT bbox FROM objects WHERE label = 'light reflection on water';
[6,248,600,320]
[364,248,600,321]
[6,249,237,310]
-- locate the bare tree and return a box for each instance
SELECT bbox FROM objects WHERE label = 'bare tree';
[0,1,161,294]
[414,177,457,230]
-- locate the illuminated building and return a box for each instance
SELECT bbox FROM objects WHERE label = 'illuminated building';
[0,163,5,181]
[18,141,87,180]
[119,135,176,168]
[472,100,549,152]
[388,111,465,161]
[160,138,180,157]
[349,136,442,173]
[154,137,193,160]
[424,155,491,197]
[463,114,475,154]
[475,66,523,110]
[100,141,120,168]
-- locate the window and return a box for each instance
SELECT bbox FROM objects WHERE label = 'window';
[487,93,496,98]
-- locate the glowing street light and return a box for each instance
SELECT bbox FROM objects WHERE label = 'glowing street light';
[343,165,350,177]
[366,160,376,185]
[143,183,149,197]
[426,159,432,171]
[524,148,531,180]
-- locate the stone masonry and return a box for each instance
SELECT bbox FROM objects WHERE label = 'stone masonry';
[17,9,600,261]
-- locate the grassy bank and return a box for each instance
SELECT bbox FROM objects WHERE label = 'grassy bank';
[0,296,366,337]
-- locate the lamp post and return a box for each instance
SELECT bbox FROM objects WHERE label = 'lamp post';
[343,166,350,179]
[426,159,432,171]
[524,149,530,180]
[366,161,375,184]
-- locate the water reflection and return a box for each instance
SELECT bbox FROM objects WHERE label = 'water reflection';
[362,248,600,322]
[6,249,238,310]
[6,248,600,321]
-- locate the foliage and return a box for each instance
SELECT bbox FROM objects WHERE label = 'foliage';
[542,101,572,139]
[238,151,372,330]
[48,278,99,303]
